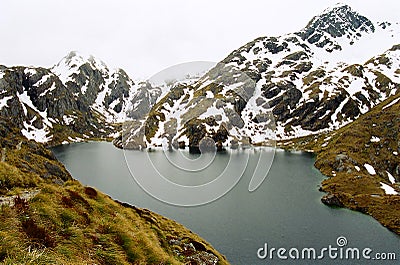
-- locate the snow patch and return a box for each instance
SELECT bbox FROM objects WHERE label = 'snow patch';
[380,182,398,195]
[21,121,52,143]
[345,77,365,96]
[364,163,376,175]
[63,115,75,125]
[17,91,36,114]
[35,74,51,86]
[386,171,396,184]
[24,68,36,76]
[81,80,89,94]
[68,136,84,143]
[0,96,13,109]
[383,97,400,110]
[39,83,57,97]
[370,136,380,143]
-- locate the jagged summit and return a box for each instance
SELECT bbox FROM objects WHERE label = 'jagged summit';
[297,3,375,51]
[1,4,400,148]
[320,3,357,17]
[57,51,108,69]
[124,3,400,149]
[52,51,110,83]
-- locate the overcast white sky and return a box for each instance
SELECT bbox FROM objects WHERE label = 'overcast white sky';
[1,0,399,78]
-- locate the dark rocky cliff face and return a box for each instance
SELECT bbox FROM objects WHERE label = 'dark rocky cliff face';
[297,4,375,51]
[1,67,78,117]
[52,51,137,118]
[104,69,132,114]
[0,65,115,146]
[0,51,167,147]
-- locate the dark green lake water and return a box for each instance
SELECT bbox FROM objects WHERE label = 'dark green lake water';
[52,142,400,264]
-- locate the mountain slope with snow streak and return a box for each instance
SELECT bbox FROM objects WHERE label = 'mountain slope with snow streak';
[122,4,400,150]
[0,52,159,144]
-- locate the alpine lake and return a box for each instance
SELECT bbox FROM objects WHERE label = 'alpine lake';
[52,142,400,264]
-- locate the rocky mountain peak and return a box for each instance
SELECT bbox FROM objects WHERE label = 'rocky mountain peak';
[126,3,400,148]
[297,3,375,51]
[57,51,88,69]
[52,51,109,84]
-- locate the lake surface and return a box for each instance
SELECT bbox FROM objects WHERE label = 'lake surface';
[52,142,400,264]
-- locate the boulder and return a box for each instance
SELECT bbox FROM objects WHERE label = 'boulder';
[230,139,239,149]
[178,141,186,149]
[335,154,348,161]
[321,194,344,207]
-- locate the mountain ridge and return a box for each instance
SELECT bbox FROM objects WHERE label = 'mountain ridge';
[296,3,375,51]
[1,4,399,149]
[120,4,400,151]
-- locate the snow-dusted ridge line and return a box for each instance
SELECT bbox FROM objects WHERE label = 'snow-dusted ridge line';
[157,5,398,145]
[2,4,400,148]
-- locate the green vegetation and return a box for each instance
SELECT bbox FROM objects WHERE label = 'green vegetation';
[0,182,227,264]
[342,64,364,77]
[366,55,391,67]
[46,109,118,147]
[145,109,165,142]
[302,69,326,86]
[193,83,224,99]
[372,70,393,93]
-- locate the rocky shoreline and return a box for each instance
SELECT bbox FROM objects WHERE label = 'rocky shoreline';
[279,94,400,235]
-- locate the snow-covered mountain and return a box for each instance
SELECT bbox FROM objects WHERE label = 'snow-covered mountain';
[0,51,212,146]
[0,51,160,145]
[121,4,400,150]
[51,51,135,123]
[1,4,399,151]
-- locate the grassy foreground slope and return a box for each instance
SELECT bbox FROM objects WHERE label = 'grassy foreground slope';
[0,119,228,265]
[279,94,400,234]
